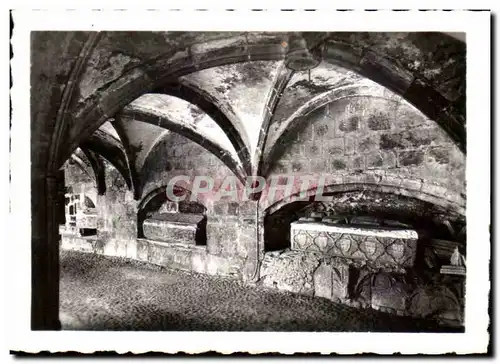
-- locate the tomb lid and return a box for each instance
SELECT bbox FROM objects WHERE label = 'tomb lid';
[149,212,205,225]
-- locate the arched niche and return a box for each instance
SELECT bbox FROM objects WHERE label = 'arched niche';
[262,188,466,264]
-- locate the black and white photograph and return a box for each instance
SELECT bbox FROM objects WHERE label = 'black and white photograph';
[7,8,490,355]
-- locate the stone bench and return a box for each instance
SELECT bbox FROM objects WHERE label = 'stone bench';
[290,220,418,268]
[142,212,206,245]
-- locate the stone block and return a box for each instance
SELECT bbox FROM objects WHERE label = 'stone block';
[102,238,128,258]
[125,239,138,260]
[238,200,258,216]
[315,124,329,138]
[60,234,95,253]
[291,161,303,172]
[307,143,322,156]
[313,262,333,300]
[344,136,356,155]
[343,172,365,184]
[236,225,255,259]
[216,225,239,257]
[206,222,223,255]
[379,173,402,187]
[212,202,227,216]
[421,183,450,198]
[408,284,463,325]
[359,50,414,94]
[399,178,423,192]
[136,239,149,261]
[191,249,207,274]
[358,136,379,153]
[367,151,396,169]
[349,268,373,309]
[227,202,239,216]
[331,158,347,170]
[406,129,433,147]
[363,171,383,185]
[366,153,384,169]
[349,156,366,171]
[380,129,436,151]
[380,133,405,150]
[206,254,242,278]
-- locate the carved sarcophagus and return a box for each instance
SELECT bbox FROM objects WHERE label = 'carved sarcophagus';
[290,221,418,268]
[143,213,206,245]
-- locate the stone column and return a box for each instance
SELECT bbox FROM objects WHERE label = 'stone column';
[31,174,62,330]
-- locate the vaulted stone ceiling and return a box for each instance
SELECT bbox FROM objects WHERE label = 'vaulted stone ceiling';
[37,31,465,200]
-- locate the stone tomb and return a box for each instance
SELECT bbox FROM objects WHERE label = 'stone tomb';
[290,220,418,268]
[142,212,207,245]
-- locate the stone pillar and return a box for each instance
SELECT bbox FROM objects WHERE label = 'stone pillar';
[31,174,62,330]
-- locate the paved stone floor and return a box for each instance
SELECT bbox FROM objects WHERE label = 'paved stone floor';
[60,250,461,332]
